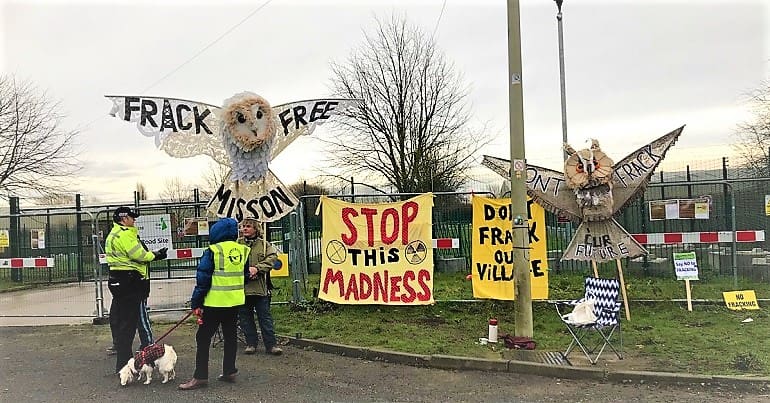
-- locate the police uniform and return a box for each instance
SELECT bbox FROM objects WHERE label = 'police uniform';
[105,207,163,373]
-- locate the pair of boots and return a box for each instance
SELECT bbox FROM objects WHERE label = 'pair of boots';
[244,345,282,355]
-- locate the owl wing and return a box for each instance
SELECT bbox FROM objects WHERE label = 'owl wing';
[105,95,230,166]
[481,155,582,222]
[611,125,685,214]
[269,98,360,160]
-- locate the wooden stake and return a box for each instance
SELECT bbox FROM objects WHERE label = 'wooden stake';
[685,279,693,312]
[615,258,631,321]
[591,260,599,278]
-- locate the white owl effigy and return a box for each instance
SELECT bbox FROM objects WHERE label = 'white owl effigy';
[482,126,684,263]
[106,92,357,222]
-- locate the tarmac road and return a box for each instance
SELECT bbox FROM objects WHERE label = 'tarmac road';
[0,324,768,403]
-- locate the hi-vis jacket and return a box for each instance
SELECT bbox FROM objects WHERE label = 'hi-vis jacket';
[190,218,251,310]
[204,241,250,307]
[105,222,154,278]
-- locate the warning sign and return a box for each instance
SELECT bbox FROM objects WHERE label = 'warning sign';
[723,290,760,310]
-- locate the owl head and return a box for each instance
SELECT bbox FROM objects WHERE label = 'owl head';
[563,139,614,190]
[219,92,276,152]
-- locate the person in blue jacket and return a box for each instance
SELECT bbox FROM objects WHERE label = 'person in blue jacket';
[179,218,256,390]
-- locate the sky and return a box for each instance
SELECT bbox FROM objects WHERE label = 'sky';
[2,0,768,203]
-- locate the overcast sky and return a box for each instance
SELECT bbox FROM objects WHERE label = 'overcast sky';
[2,0,768,202]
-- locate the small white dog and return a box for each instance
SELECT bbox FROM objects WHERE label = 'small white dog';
[118,344,177,386]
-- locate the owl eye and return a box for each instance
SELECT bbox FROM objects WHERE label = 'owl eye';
[575,162,585,173]
[236,112,246,124]
[256,110,263,119]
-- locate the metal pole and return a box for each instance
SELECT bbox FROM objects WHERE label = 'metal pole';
[86,210,108,324]
[730,186,737,288]
[555,0,568,161]
[289,211,305,303]
[507,0,533,338]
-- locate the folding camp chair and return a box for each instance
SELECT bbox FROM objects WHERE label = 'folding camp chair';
[551,277,623,365]
[211,323,248,348]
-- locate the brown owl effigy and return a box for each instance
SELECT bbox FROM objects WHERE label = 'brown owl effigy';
[563,139,615,222]
[482,126,684,263]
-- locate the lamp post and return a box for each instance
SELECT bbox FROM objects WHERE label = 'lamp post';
[555,0,568,162]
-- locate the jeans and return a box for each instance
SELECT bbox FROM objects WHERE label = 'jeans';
[238,295,276,349]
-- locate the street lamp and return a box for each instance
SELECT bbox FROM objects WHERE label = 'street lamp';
[555,0,568,162]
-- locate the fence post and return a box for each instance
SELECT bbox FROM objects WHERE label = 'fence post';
[9,196,21,282]
[88,210,109,325]
[289,211,305,303]
[76,194,84,281]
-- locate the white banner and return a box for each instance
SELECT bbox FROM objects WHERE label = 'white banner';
[206,172,298,223]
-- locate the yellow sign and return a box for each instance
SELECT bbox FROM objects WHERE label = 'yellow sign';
[0,230,9,248]
[471,196,549,300]
[273,253,289,277]
[318,193,434,305]
[723,290,760,310]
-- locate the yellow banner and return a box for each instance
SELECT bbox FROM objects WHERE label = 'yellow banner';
[318,193,434,305]
[723,290,760,310]
[471,196,549,300]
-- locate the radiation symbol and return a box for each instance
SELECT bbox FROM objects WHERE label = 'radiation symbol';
[404,240,427,265]
[325,240,347,264]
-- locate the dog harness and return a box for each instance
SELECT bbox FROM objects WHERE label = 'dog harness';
[133,343,165,371]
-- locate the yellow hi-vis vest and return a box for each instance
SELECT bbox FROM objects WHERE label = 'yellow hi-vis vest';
[204,241,250,308]
[105,222,154,278]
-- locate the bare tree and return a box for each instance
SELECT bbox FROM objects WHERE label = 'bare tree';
[32,192,76,206]
[135,182,147,201]
[733,80,770,177]
[287,180,331,198]
[326,14,488,194]
[198,161,231,200]
[159,177,194,202]
[0,75,81,199]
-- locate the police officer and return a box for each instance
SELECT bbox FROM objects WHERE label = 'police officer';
[179,218,255,390]
[106,207,167,373]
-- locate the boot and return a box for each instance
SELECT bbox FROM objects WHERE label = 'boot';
[178,378,208,390]
[267,346,283,356]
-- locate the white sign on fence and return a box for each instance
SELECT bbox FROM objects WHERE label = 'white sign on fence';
[673,251,699,280]
[30,229,45,249]
[135,214,173,251]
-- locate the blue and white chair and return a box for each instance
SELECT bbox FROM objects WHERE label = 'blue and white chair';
[551,277,623,365]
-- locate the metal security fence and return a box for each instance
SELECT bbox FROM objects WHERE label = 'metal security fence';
[3,163,770,318]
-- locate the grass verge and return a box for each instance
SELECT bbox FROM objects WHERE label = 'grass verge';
[270,272,770,376]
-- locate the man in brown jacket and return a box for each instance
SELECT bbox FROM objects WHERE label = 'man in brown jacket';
[237,218,282,355]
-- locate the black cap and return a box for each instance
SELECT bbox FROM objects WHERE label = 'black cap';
[113,206,140,223]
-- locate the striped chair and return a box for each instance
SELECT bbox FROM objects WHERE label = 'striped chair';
[551,277,623,365]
